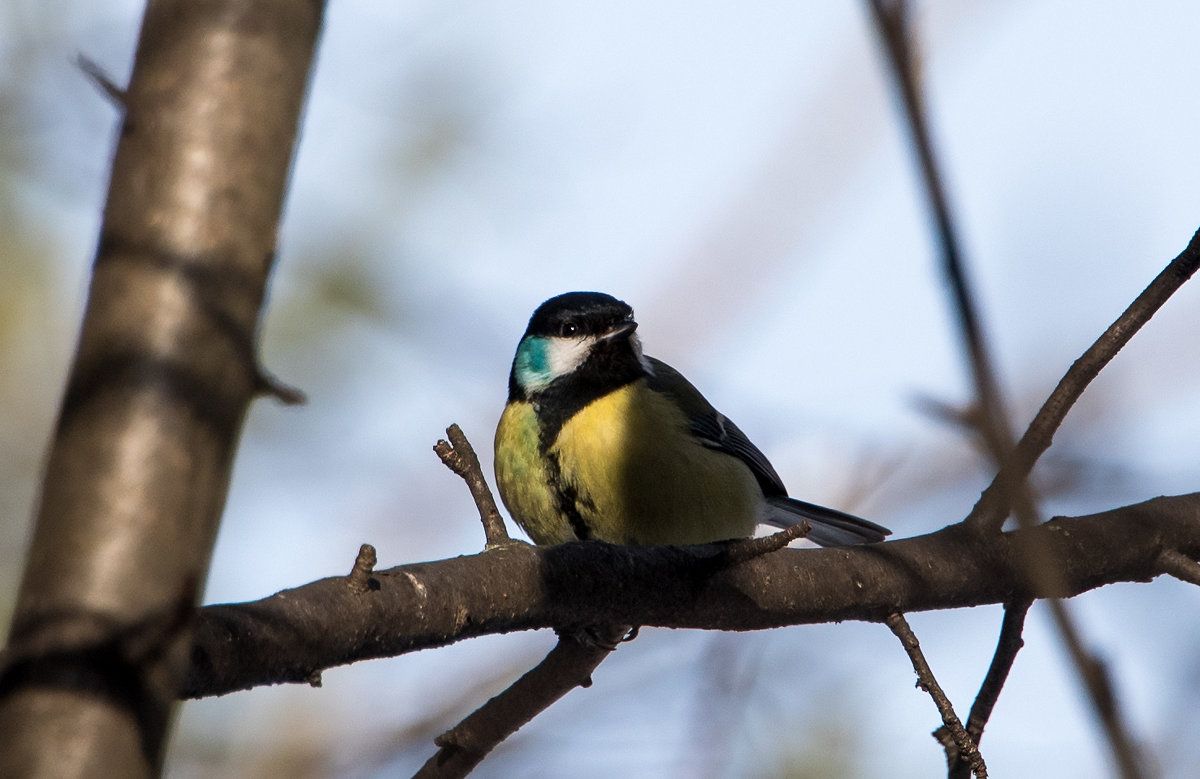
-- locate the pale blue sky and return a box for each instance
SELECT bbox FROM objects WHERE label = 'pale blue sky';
[4,2,1200,776]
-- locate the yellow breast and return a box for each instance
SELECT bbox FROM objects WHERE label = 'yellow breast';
[495,381,761,545]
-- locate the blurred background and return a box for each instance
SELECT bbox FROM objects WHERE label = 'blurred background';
[3,1,1199,776]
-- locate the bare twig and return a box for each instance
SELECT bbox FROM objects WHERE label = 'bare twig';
[720,522,810,564]
[992,230,1200,779]
[1004,517,1146,779]
[76,54,127,107]
[965,230,1196,778]
[966,228,1200,532]
[340,646,556,776]
[425,426,624,774]
[941,600,1031,778]
[435,424,512,547]
[964,600,1030,741]
[254,366,307,405]
[886,613,987,778]
[414,626,624,778]
[1158,549,1200,587]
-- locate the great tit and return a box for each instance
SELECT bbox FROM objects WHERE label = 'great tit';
[494,291,890,548]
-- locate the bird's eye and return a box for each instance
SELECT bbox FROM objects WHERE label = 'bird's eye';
[560,321,579,337]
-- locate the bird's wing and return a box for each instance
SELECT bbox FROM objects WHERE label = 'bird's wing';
[643,356,787,497]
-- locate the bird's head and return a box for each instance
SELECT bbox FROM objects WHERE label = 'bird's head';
[509,291,647,400]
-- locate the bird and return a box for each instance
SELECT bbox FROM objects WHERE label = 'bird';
[494,291,890,548]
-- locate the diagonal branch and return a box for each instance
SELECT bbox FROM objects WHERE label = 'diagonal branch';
[943,600,1031,779]
[887,613,986,778]
[414,627,625,778]
[434,424,511,548]
[966,228,1200,532]
[959,235,1199,779]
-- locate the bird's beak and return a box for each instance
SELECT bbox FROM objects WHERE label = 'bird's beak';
[602,320,638,342]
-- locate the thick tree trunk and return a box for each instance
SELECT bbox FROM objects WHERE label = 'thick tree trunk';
[0,1,323,775]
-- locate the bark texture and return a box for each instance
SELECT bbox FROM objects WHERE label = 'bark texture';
[181,494,1199,699]
[0,1,324,775]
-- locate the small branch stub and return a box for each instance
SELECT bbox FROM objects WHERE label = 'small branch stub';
[346,544,378,593]
[76,54,127,108]
[255,366,307,405]
[1159,549,1200,587]
[721,521,810,565]
[435,424,512,548]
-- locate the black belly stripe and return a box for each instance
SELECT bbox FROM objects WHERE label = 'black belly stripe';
[543,449,593,541]
[532,366,644,544]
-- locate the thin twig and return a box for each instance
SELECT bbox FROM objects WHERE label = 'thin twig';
[254,366,307,405]
[1004,514,1146,779]
[969,231,1190,778]
[886,613,987,778]
[964,600,1030,741]
[941,600,1031,778]
[76,54,127,108]
[435,424,512,547]
[1158,549,1200,587]
[414,626,625,778]
[720,521,810,565]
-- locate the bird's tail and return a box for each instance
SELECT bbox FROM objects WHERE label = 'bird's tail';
[763,496,890,547]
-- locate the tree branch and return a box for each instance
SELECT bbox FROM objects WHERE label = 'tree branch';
[958,225,1200,779]
[411,513,809,772]
[1158,549,1200,587]
[966,227,1200,533]
[435,424,512,548]
[180,494,1200,699]
[886,613,986,778]
[415,627,624,778]
[943,600,1031,779]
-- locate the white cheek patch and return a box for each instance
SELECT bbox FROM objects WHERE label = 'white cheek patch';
[544,335,595,378]
[516,335,596,393]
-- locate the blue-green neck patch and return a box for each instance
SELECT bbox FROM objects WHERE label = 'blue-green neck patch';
[514,336,554,392]
[513,334,592,393]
